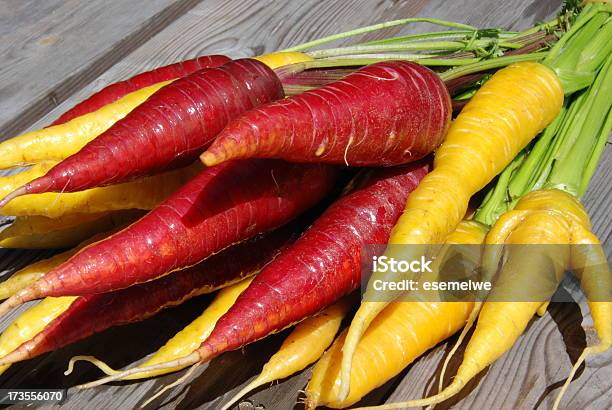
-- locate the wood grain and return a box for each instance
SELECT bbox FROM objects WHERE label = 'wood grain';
[0,0,609,409]
[0,0,200,139]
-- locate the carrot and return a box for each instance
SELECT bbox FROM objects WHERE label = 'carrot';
[71,277,258,380]
[0,59,285,207]
[0,210,143,249]
[309,302,475,410]
[339,61,563,400]
[364,190,597,409]
[305,220,484,409]
[0,297,77,376]
[253,51,314,69]
[0,231,113,300]
[0,161,200,217]
[221,296,354,410]
[50,55,230,126]
[76,162,428,400]
[0,224,294,369]
[0,160,338,315]
[201,61,450,167]
[0,82,172,169]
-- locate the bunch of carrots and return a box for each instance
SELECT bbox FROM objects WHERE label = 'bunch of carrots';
[0,1,609,409]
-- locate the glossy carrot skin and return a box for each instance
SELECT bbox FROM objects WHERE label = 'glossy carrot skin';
[17,160,338,300]
[5,226,294,363]
[202,61,450,167]
[50,55,230,126]
[23,59,283,195]
[195,162,429,359]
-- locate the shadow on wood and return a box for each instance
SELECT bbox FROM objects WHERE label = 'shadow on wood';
[534,287,586,409]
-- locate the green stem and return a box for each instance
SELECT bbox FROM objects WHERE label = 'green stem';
[546,54,612,196]
[439,52,548,81]
[544,3,612,93]
[309,55,479,67]
[580,109,612,196]
[473,152,526,225]
[307,39,522,58]
[360,30,475,45]
[507,17,560,40]
[359,30,519,46]
[281,18,477,52]
[506,105,568,203]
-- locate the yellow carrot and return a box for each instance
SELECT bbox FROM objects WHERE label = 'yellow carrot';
[0,253,76,301]
[67,277,255,380]
[0,162,200,217]
[307,301,474,409]
[0,82,172,169]
[0,297,78,375]
[221,297,353,410]
[367,190,598,409]
[0,210,143,249]
[340,62,564,399]
[255,51,314,68]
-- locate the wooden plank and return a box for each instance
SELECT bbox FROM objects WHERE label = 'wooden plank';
[0,0,200,139]
[0,0,609,409]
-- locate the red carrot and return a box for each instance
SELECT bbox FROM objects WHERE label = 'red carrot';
[201,61,450,167]
[0,160,338,315]
[50,55,231,126]
[0,222,297,366]
[0,59,283,208]
[81,160,428,390]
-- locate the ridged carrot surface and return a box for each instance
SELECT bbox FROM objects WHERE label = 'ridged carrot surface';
[50,55,230,125]
[0,225,294,368]
[0,59,284,207]
[0,82,172,169]
[76,162,428,387]
[202,61,450,167]
[194,163,428,361]
[0,160,337,314]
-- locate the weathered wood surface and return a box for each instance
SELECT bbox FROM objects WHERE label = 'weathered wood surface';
[0,0,198,139]
[0,0,610,409]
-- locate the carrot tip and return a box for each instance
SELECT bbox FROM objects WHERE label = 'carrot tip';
[0,348,28,366]
[200,151,223,167]
[0,185,27,209]
[0,289,31,317]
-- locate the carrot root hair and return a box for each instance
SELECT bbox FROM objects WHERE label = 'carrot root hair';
[338,302,386,400]
[76,352,200,389]
[220,377,266,410]
[352,379,465,410]
[438,302,481,392]
[552,343,610,410]
[0,186,27,209]
[142,362,201,408]
[65,356,120,376]
[0,347,32,366]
